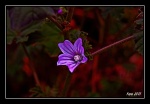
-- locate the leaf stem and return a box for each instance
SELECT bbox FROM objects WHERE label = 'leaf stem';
[91,35,135,56]
[21,43,41,87]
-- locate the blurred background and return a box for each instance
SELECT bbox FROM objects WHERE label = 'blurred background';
[6,6,144,98]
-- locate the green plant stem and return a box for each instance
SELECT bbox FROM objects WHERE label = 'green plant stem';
[21,43,41,87]
[91,35,135,56]
[61,71,72,97]
[48,16,63,31]
[64,7,75,40]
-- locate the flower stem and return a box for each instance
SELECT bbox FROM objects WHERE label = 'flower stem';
[48,16,63,31]
[91,35,135,56]
[66,7,75,22]
[21,43,41,87]
[61,71,72,97]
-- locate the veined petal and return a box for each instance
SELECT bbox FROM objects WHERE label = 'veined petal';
[57,59,74,66]
[58,40,76,55]
[81,54,88,63]
[64,40,76,54]
[67,62,80,73]
[58,53,73,60]
[74,38,84,54]
[58,43,73,55]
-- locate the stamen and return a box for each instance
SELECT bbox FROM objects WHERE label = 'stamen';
[74,55,82,62]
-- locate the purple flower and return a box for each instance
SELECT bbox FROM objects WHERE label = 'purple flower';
[57,38,88,73]
[57,9,62,14]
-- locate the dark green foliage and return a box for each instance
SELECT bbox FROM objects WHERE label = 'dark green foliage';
[29,85,58,97]
[122,63,136,72]
[69,29,93,60]
[7,7,56,44]
[7,7,64,56]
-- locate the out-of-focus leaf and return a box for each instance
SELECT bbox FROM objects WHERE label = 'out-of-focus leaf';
[87,92,100,97]
[29,85,58,97]
[101,79,122,97]
[7,7,56,44]
[7,29,16,44]
[7,45,25,83]
[7,10,17,44]
[122,63,136,72]
[137,44,143,56]
[98,7,113,18]
[135,37,143,49]
[16,36,29,43]
[8,7,56,31]
[135,19,143,25]
[134,31,144,55]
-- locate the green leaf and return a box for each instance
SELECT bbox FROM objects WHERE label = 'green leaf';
[37,21,64,57]
[20,21,42,36]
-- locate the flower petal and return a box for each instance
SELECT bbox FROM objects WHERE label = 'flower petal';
[57,59,74,66]
[81,54,88,63]
[58,40,75,55]
[74,38,84,54]
[64,40,76,54]
[58,53,73,60]
[58,43,72,55]
[67,62,80,73]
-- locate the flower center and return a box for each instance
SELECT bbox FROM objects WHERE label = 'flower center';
[74,55,82,62]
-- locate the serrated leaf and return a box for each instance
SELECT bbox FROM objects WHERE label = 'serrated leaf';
[134,31,144,55]
[36,21,64,57]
